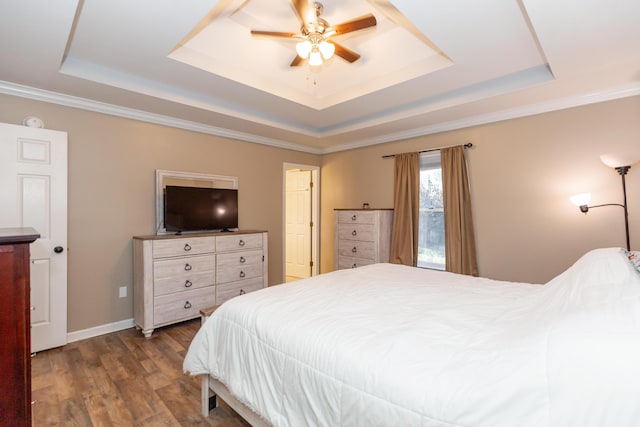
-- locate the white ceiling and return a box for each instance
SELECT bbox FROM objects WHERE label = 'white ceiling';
[169,0,455,110]
[0,0,638,154]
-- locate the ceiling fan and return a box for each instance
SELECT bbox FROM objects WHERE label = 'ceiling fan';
[250,0,377,67]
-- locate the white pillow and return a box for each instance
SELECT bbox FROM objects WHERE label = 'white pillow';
[544,248,640,309]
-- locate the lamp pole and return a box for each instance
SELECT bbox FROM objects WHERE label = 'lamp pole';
[616,166,631,251]
[574,165,632,251]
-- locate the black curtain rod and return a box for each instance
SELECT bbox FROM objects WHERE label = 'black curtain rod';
[382,142,473,159]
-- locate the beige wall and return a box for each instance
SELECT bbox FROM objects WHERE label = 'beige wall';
[1,93,639,332]
[0,94,320,332]
[320,96,640,283]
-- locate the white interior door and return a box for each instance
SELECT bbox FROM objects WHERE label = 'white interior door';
[0,122,68,352]
[285,169,312,280]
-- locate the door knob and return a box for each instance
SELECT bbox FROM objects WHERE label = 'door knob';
[54,246,64,253]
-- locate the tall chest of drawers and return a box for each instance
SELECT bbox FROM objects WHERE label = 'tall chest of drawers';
[0,228,39,426]
[334,209,393,270]
[133,230,267,337]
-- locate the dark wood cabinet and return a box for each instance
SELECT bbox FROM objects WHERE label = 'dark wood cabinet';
[0,227,39,427]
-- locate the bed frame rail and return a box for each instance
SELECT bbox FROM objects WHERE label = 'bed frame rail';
[201,375,269,426]
[198,305,270,426]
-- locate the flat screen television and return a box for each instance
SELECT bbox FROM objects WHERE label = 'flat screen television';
[164,185,238,232]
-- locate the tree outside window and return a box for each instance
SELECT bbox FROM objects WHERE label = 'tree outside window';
[418,153,445,269]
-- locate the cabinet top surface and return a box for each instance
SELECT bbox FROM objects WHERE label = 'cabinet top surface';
[0,227,40,244]
[133,229,267,240]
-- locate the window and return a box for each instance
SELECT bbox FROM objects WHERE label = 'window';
[418,152,445,269]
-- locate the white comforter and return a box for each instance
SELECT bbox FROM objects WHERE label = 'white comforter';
[184,248,640,426]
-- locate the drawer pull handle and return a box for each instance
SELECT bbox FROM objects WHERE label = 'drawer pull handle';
[184,301,192,309]
[351,215,357,221]
[352,247,357,253]
[352,264,357,268]
[184,244,191,252]
[239,271,246,278]
[239,239,245,247]
[240,256,246,263]
[184,280,193,288]
[184,263,192,271]
[352,230,357,236]
[239,289,246,295]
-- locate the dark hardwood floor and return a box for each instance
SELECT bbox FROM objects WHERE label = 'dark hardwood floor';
[31,319,251,426]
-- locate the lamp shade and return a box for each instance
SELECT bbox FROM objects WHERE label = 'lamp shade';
[309,49,322,66]
[570,193,591,206]
[318,41,335,59]
[296,40,312,59]
[600,153,639,169]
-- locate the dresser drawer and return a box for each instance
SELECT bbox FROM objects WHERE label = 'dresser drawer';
[336,210,377,225]
[216,278,264,305]
[337,223,375,242]
[216,249,263,268]
[337,240,376,260]
[337,256,375,269]
[154,286,215,326]
[154,255,215,296]
[217,233,263,252]
[154,271,214,296]
[152,237,216,258]
[217,263,263,284]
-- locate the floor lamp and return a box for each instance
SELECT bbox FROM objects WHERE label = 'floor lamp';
[570,154,636,251]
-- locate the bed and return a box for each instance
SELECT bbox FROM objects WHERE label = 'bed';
[183,247,640,426]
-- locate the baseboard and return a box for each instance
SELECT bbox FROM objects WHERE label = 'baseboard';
[67,318,135,343]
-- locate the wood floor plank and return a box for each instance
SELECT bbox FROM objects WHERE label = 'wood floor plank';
[49,348,79,401]
[160,329,187,354]
[83,365,118,398]
[82,392,115,427]
[155,375,211,426]
[31,350,54,391]
[140,357,159,375]
[76,337,104,369]
[100,352,131,382]
[100,391,137,426]
[58,397,93,426]
[144,370,175,391]
[32,385,62,425]
[32,319,250,426]
[115,376,164,421]
[117,327,143,353]
[66,347,97,393]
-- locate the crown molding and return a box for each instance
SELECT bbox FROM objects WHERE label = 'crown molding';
[0,80,324,154]
[322,82,640,153]
[1,80,638,155]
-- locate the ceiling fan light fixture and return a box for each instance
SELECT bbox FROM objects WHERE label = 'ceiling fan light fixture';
[295,40,312,59]
[309,48,323,66]
[250,2,377,67]
[319,40,335,60]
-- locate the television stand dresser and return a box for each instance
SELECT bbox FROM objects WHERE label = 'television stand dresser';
[133,230,268,337]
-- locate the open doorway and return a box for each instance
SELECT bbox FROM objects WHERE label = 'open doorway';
[283,163,320,283]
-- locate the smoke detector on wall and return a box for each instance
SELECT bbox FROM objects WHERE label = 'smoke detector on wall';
[22,116,44,128]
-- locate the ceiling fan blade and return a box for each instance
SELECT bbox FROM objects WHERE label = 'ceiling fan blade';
[328,14,376,36]
[290,55,305,67]
[250,30,299,38]
[330,41,361,63]
[291,0,316,28]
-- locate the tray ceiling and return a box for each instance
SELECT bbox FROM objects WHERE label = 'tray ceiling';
[0,0,638,153]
